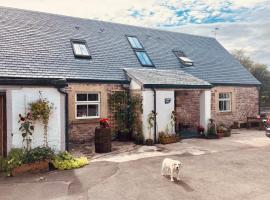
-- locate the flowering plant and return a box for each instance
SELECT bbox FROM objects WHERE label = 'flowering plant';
[197,125,205,133]
[99,118,110,128]
[18,112,34,151]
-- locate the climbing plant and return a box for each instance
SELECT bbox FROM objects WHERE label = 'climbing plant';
[169,111,176,134]
[29,92,54,147]
[147,111,155,139]
[108,91,142,133]
[18,112,34,151]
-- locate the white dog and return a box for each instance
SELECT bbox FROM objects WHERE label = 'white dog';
[161,158,183,182]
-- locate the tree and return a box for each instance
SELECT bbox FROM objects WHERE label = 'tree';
[231,49,270,107]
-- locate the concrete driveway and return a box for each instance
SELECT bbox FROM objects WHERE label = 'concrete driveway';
[1,129,270,200]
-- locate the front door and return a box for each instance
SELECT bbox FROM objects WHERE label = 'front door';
[0,93,6,157]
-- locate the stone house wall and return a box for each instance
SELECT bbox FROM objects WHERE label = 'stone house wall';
[67,83,124,143]
[175,86,259,129]
[175,90,201,129]
[211,86,259,127]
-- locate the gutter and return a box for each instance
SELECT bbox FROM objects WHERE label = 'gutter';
[144,84,212,89]
[0,78,67,87]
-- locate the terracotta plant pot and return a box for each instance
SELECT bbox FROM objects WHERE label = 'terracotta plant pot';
[12,160,49,176]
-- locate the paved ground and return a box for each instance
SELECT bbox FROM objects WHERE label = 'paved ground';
[1,129,270,200]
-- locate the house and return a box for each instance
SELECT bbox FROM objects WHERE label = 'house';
[0,7,260,155]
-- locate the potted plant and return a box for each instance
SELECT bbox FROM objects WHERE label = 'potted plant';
[95,118,112,153]
[11,147,54,176]
[197,125,205,136]
[158,132,180,144]
[207,118,218,139]
[118,128,131,141]
[134,132,144,145]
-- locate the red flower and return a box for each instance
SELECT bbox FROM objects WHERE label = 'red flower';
[99,118,110,128]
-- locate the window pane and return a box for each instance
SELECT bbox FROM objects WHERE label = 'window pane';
[88,105,99,116]
[77,105,87,117]
[77,94,87,101]
[88,94,99,101]
[136,51,153,66]
[136,52,147,65]
[225,100,231,111]
[128,36,143,49]
[142,52,152,65]
[219,101,224,111]
[133,37,143,49]
[79,44,89,56]
[73,43,82,55]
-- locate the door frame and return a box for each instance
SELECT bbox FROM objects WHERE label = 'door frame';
[0,92,7,157]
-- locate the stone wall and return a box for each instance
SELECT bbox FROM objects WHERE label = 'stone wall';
[175,86,259,129]
[67,83,124,143]
[211,86,259,127]
[175,90,201,129]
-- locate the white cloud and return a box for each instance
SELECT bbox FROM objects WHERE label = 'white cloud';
[173,21,270,67]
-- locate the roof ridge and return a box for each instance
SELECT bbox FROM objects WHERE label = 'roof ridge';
[0,6,215,40]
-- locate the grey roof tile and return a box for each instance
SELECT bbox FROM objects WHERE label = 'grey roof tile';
[0,6,260,85]
[124,68,211,88]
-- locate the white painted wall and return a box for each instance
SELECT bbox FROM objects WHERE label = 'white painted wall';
[142,90,154,140]
[141,90,175,140]
[200,90,211,129]
[130,79,141,90]
[156,90,175,135]
[4,87,65,152]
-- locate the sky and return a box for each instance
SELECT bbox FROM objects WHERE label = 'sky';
[0,0,270,67]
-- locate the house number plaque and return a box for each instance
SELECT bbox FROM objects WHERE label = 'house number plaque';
[165,98,171,104]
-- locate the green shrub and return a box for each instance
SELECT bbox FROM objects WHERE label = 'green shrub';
[0,147,55,176]
[0,148,25,176]
[23,147,54,163]
[52,151,89,170]
[134,133,144,145]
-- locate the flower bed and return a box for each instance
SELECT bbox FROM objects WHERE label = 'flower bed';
[0,147,89,176]
[159,132,180,144]
[12,160,49,176]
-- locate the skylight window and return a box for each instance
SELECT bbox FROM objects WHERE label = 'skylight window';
[135,51,153,66]
[173,50,194,67]
[127,36,143,49]
[126,35,154,67]
[71,40,91,59]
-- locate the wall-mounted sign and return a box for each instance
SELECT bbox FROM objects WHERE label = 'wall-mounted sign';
[165,98,171,104]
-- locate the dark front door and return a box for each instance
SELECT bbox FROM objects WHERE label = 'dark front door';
[0,93,6,157]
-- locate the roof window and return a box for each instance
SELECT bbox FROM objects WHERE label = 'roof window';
[126,35,154,67]
[135,51,153,66]
[173,50,194,66]
[71,40,91,59]
[127,36,143,49]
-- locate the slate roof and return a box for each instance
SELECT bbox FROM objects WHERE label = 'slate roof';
[124,68,212,88]
[0,7,260,85]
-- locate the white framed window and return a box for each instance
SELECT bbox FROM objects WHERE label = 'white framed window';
[75,93,100,119]
[218,93,231,112]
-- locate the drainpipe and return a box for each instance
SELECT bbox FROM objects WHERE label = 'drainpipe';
[57,87,69,151]
[151,88,157,144]
[258,86,261,115]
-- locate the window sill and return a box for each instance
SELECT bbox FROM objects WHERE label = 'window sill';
[218,111,233,115]
[71,118,100,124]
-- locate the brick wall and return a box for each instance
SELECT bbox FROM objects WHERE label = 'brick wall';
[175,90,201,129]
[67,83,124,143]
[211,86,259,127]
[175,86,259,129]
